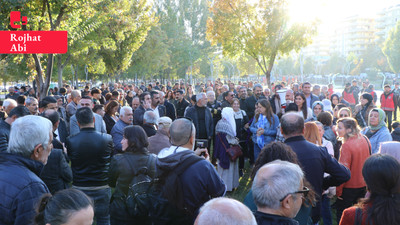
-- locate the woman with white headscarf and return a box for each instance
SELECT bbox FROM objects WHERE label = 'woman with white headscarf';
[213,107,240,191]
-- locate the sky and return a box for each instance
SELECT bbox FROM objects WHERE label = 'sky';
[288,0,399,33]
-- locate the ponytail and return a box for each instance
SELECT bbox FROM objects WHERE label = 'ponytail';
[34,194,52,225]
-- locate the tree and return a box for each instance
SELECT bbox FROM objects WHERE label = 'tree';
[207,0,316,88]
[383,21,400,74]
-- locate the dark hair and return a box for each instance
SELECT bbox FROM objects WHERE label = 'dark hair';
[392,121,400,129]
[330,94,340,108]
[17,95,26,105]
[317,111,333,126]
[255,99,275,125]
[166,90,175,100]
[357,154,400,225]
[111,91,119,97]
[41,96,57,108]
[140,92,150,103]
[150,91,159,99]
[76,107,93,126]
[59,87,66,94]
[281,112,304,136]
[105,93,112,101]
[294,93,308,118]
[35,189,93,225]
[123,125,149,153]
[285,103,298,113]
[93,104,104,114]
[8,105,30,118]
[104,100,119,116]
[302,82,311,88]
[251,142,316,206]
[41,110,60,126]
[81,95,93,101]
[91,88,101,95]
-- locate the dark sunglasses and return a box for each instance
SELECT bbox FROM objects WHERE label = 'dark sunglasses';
[279,186,310,201]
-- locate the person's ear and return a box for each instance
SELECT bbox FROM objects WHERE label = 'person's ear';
[31,144,42,161]
[281,195,292,210]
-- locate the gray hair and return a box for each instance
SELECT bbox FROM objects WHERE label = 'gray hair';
[7,115,52,158]
[222,85,229,90]
[71,90,81,99]
[196,92,207,101]
[119,106,132,117]
[143,111,159,125]
[196,197,257,225]
[158,116,172,130]
[253,83,263,90]
[170,118,195,146]
[25,97,38,106]
[3,99,17,109]
[206,90,215,96]
[252,160,304,210]
[158,91,165,97]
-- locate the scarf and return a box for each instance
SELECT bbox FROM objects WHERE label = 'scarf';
[312,101,324,121]
[369,108,386,131]
[257,115,266,148]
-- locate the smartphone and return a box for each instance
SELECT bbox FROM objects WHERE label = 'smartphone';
[196,139,208,149]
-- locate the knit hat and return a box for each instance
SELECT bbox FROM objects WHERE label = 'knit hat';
[361,93,373,104]
[369,108,386,131]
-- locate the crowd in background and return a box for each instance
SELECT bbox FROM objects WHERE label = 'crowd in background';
[0,78,400,225]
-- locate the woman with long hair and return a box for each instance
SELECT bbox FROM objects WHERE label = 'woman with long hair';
[35,189,94,225]
[331,93,350,109]
[354,93,376,128]
[294,93,312,120]
[249,99,279,160]
[103,100,119,134]
[361,108,392,154]
[339,154,400,225]
[304,122,322,145]
[335,117,371,222]
[243,142,317,225]
[231,98,250,176]
[109,125,156,225]
[214,107,240,192]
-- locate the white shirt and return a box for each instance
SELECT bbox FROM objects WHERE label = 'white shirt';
[158,146,192,158]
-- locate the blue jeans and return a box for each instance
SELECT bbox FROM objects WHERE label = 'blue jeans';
[321,194,332,225]
[80,187,111,225]
[254,144,262,161]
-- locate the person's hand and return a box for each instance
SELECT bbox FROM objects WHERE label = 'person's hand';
[257,128,264,136]
[143,100,151,110]
[244,123,250,129]
[195,148,210,161]
[62,143,67,154]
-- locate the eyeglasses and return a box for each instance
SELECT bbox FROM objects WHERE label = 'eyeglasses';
[339,114,349,117]
[279,186,310,201]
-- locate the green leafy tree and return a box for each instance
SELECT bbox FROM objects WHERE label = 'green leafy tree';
[383,21,400,74]
[207,0,316,87]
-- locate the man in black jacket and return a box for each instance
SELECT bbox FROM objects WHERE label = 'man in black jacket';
[282,112,350,223]
[0,106,30,152]
[66,107,113,225]
[174,89,190,118]
[160,91,176,120]
[133,92,152,125]
[244,84,265,120]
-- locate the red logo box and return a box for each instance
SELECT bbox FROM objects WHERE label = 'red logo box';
[0,31,68,54]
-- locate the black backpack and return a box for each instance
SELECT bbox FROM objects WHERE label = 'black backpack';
[125,153,203,224]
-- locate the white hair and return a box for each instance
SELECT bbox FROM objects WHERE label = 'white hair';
[222,85,229,90]
[252,160,304,210]
[7,115,52,158]
[3,99,17,109]
[25,97,38,106]
[119,106,132,117]
[206,90,215,96]
[143,111,159,125]
[158,116,172,130]
[196,92,207,101]
[196,197,257,225]
[158,91,165,97]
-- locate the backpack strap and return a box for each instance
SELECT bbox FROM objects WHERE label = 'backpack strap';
[362,135,372,155]
[354,207,362,225]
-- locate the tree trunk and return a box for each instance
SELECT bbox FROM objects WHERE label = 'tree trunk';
[57,55,63,88]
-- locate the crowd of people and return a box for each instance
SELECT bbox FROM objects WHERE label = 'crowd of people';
[0,78,400,225]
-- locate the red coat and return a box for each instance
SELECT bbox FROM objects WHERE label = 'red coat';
[381,92,395,111]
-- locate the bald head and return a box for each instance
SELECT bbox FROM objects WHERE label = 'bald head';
[195,197,257,225]
[169,118,195,146]
[281,112,304,137]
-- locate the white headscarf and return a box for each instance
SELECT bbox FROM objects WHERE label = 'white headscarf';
[221,107,236,137]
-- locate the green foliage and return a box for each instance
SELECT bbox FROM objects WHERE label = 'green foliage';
[207,0,316,87]
[383,21,400,74]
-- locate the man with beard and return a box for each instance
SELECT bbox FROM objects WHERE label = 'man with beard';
[174,89,190,118]
[238,86,248,111]
[149,90,166,119]
[25,97,39,115]
[244,84,265,120]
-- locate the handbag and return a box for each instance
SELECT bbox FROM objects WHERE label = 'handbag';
[217,133,242,161]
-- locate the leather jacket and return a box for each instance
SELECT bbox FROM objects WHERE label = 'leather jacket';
[66,127,113,187]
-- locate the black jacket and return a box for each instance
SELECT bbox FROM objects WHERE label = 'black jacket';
[40,149,72,194]
[66,128,113,187]
[392,128,400,142]
[174,99,190,118]
[103,114,116,134]
[244,95,266,120]
[184,105,214,139]
[163,101,177,121]
[0,119,11,153]
[285,136,350,223]
[255,211,299,225]
[141,123,157,137]
[134,105,166,126]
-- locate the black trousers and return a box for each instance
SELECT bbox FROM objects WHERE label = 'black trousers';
[394,104,400,121]
[385,110,393,131]
[336,187,366,223]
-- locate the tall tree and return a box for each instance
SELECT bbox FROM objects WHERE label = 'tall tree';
[207,0,316,88]
[383,21,400,74]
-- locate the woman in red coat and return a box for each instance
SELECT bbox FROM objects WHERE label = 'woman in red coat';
[339,154,400,225]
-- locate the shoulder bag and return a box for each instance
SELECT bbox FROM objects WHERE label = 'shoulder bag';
[217,133,242,161]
